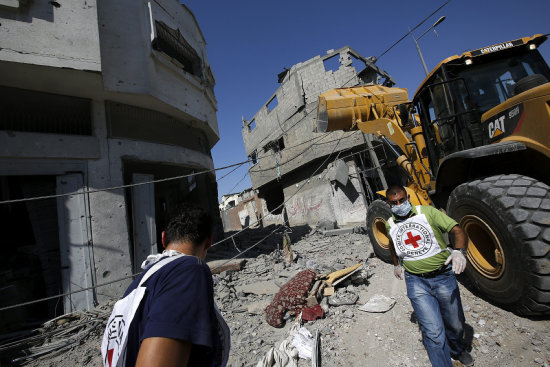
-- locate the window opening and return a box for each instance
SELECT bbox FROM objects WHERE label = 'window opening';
[0,86,92,136]
[153,21,202,77]
[249,150,257,164]
[323,54,341,73]
[267,95,278,112]
[248,119,256,131]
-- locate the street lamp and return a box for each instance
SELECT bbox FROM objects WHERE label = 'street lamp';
[411,16,446,75]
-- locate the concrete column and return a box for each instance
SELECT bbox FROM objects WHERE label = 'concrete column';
[87,100,133,302]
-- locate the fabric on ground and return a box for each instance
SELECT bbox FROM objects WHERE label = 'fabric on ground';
[265,269,316,327]
[301,305,324,322]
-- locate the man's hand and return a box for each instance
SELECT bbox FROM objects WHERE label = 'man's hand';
[394,265,403,280]
[445,250,467,274]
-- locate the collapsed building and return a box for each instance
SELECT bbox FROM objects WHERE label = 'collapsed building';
[0,0,219,331]
[219,189,263,232]
[242,47,401,228]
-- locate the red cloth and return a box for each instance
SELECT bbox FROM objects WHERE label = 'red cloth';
[301,304,324,322]
[265,269,316,328]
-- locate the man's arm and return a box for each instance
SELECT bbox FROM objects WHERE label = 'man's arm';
[385,225,402,279]
[136,337,191,367]
[450,225,468,250]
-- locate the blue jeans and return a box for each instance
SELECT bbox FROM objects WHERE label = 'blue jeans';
[405,264,465,367]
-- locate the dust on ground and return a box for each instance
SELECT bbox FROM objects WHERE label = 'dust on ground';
[3,227,549,367]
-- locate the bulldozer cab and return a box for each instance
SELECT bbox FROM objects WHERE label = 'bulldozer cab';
[413,34,550,175]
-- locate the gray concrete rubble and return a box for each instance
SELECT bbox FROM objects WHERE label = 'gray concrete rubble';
[4,227,550,367]
[358,294,396,313]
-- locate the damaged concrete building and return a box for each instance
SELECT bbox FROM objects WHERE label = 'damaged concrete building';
[219,189,263,232]
[0,0,219,330]
[242,47,400,228]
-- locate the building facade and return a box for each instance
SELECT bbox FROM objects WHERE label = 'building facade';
[242,47,399,228]
[219,189,264,232]
[0,0,219,328]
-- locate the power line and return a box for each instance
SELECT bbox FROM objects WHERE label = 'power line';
[376,0,451,61]
[0,273,138,313]
[227,169,251,195]
[0,160,250,206]
[212,134,348,270]
[250,131,360,174]
[0,132,349,312]
[211,130,347,249]
[249,131,336,173]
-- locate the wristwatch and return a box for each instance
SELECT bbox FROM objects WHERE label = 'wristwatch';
[458,248,467,256]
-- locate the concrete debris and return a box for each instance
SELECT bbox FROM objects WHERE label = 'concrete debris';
[248,300,272,315]
[358,294,396,313]
[326,159,349,186]
[328,291,359,307]
[208,258,248,274]
[235,280,280,296]
[316,219,337,231]
[6,228,550,367]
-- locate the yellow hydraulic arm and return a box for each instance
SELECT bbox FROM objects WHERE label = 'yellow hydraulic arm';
[317,85,432,205]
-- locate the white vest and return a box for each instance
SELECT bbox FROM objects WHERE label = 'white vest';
[388,206,442,262]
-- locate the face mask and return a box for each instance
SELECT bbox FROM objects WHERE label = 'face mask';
[391,200,412,217]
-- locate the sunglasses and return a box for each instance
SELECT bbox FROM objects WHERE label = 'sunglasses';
[388,197,407,206]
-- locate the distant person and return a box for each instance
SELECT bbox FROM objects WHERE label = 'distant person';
[384,185,473,367]
[106,206,230,367]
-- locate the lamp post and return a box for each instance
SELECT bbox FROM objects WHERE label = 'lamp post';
[411,16,446,75]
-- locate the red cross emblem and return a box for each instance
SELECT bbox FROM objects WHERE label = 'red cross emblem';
[404,231,422,248]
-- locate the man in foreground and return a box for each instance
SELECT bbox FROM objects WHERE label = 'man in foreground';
[125,206,229,367]
[385,185,473,367]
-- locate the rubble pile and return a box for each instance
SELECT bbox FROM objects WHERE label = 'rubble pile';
[2,228,550,367]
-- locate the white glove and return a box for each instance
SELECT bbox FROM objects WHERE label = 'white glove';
[394,265,403,280]
[445,249,467,274]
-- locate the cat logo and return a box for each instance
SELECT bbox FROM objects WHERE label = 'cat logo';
[488,115,505,139]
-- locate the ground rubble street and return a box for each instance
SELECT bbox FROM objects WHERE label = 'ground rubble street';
[2,227,550,367]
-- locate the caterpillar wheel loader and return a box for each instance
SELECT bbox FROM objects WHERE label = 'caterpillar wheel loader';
[317,34,550,315]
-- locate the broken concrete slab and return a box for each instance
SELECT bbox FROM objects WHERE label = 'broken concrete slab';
[358,294,396,313]
[316,219,337,231]
[207,259,247,274]
[328,291,358,306]
[235,280,280,295]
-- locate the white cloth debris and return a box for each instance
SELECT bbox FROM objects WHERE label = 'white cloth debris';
[256,324,302,367]
[291,327,314,359]
[255,340,298,367]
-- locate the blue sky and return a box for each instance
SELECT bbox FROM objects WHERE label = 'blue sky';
[184,0,550,202]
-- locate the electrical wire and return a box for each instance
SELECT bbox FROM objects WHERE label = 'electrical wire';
[0,160,249,206]
[250,131,360,174]
[211,131,348,270]
[376,0,452,61]
[0,128,351,312]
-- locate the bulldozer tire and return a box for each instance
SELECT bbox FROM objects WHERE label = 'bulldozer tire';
[447,174,550,315]
[366,199,393,263]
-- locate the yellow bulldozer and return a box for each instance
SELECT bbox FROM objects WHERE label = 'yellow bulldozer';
[317,34,550,315]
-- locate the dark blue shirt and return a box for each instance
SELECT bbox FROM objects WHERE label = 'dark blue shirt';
[124,255,218,366]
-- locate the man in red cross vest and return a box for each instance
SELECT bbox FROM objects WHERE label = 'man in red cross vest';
[384,185,473,367]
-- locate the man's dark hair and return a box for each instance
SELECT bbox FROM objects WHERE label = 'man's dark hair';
[387,184,407,197]
[165,206,213,247]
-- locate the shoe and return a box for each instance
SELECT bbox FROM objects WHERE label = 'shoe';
[451,350,474,366]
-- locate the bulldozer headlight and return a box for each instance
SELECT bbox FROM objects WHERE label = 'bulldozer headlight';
[529,43,537,50]
[465,58,473,65]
